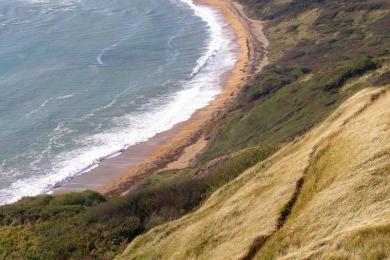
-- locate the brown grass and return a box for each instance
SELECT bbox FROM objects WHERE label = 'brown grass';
[118,84,390,259]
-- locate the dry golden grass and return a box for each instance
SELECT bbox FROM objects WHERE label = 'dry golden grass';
[255,87,390,259]
[341,63,390,92]
[118,85,390,259]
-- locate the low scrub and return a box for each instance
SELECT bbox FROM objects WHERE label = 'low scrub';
[320,57,378,92]
[0,145,276,259]
[198,0,389,162]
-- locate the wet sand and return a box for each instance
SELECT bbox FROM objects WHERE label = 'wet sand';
[54,122,185,194]
[54,0,267,196]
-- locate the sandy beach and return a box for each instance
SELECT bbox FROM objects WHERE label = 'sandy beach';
[54,0,268,196]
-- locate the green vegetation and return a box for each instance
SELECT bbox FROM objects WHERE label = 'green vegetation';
[199,0,390,161]
[1,0,389,258]
[120,84,390,260]
[0,145,276,259]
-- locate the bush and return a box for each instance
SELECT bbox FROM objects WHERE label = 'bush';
[374,71,390,86]
[321,57,378,92]
[49,190,105,207]
[0,145,276,259]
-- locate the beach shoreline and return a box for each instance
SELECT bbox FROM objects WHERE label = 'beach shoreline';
[54,0,267,196]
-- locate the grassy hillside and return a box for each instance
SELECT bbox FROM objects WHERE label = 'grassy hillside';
[255,88,390,259]
[198,0,390,162]
[120,86,390,260]
[0,0,389,259]
[0,146,276,259]
[119,0,390,258]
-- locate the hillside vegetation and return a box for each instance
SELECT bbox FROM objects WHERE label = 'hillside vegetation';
[0,147,276,259]
[120,0,390,258]
[199,0,389,161]
[121,87,390,259]
[0,0,389,259]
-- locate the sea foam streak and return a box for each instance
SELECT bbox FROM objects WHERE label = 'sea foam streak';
[179,0,224,79]
[0,0,237,205]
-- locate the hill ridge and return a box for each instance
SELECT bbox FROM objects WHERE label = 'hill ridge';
[120,86,389,259]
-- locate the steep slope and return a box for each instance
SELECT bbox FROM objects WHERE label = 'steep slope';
[0,0,389,258]
[199,0,390,162]
[255,89,390,259]
[120,86,390,259]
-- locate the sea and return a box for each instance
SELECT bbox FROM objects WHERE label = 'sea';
[0,0,237,205]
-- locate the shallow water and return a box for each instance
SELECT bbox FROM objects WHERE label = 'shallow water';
[0,0,236,204]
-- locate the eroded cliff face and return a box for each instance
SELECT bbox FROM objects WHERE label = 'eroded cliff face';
[120,86,390,260]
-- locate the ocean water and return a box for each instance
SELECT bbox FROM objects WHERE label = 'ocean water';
[0,0,237,205]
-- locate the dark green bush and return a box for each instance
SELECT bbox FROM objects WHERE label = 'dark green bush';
[0,145,276,259]
[201,145,277,191]
[49,190,105,207]
[0,191,105,226]
[242,66,310,103]
[1,0,388,258]
[197,0,389,161]
[320,57,377,92]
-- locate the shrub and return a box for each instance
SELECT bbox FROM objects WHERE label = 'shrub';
[321,57,378,92]
[374,71,390,86]
[0,145,276,259]
[49,190,105,207]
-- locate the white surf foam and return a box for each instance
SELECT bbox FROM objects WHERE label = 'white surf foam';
[25,93,76,118]
[0,0,238,205]
[178,0,225,79]
[96,40,123,66]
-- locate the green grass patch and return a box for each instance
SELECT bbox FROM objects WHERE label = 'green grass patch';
[0,145,276,259]
[1,0,389,258]
[197,0,389,162]
[335,224,390,259]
